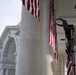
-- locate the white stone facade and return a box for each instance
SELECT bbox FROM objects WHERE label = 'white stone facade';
[0,24,20,75]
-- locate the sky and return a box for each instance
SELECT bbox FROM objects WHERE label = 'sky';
[0,0,22,36]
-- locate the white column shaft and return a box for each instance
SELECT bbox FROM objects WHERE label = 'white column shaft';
[15,1,44,75]
[5,69,8,75]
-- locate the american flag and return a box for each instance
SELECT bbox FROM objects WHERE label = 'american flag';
[22,0,40,21]
[49,0,58,62]
[66,50,74,75]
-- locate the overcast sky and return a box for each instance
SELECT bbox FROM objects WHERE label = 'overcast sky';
[0,0,22,36]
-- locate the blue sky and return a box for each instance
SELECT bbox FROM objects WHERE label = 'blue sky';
[0,0,22,36]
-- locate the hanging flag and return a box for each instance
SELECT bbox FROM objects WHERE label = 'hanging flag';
[49,0,58,62]
[22,0,40,21]
[22,0,25,6]
[66,50,74,75]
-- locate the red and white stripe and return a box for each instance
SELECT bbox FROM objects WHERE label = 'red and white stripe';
[22,0,40,21]
[66,60,74,75]
[49,0,58,63]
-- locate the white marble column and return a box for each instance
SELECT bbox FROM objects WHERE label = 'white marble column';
[15,0,60,75]
[15,0,44,75]
[42,0,57,75]
[43,0,62,75]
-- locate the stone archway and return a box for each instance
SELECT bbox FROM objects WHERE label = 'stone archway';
[3,37,16,63]
[2,37,16,75]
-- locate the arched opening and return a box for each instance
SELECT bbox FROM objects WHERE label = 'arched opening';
[3,37,16,63]
[3,37,16,75]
